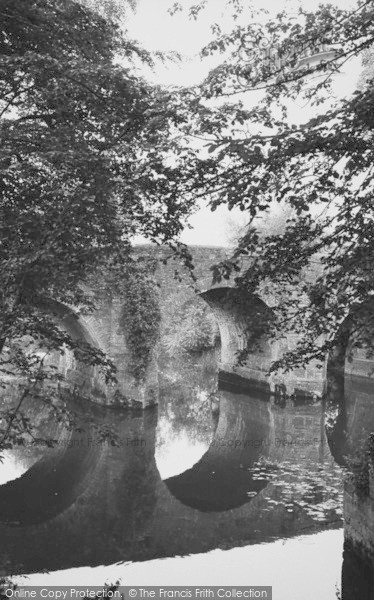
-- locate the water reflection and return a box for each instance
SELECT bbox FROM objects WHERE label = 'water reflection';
[327,366,374,599]
[157,353,342,521]
[341,541,374,600]
[0,350,343,598]
[15,530,344,600]
[0,452,37,485]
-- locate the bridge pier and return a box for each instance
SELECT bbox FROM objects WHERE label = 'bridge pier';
[73,295,159,409]
[22,296,160,409]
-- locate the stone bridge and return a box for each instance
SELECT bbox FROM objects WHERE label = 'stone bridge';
[42,244,327,407]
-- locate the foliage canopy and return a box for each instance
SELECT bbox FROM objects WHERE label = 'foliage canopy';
[170,0,374,371]
[2,0,374,442]
[0,0,191,447]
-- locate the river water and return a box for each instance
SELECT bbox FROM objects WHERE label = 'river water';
[0,350,358,599]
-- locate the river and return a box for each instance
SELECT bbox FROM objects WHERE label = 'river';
[0,349,369,599]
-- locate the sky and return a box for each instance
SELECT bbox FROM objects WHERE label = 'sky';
[126,0,361,247]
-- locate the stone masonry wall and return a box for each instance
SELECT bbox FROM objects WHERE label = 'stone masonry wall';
[34,245,326,406]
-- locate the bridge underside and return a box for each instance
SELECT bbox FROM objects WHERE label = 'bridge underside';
[200,287,324,398]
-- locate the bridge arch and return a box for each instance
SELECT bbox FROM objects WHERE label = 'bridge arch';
[200,287,273,362]
[31,298,108,400]
[199,287,275,393]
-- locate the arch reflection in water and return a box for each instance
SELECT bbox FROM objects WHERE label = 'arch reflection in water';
[163,392,271,511]
[159,388,342,522]
[0,357,342,582]
[0,399,107,527]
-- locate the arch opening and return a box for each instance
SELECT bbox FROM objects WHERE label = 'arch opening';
[200,287,275,394]
[156,295,220,480]
[156,287,275,484]
[156,288,275,510]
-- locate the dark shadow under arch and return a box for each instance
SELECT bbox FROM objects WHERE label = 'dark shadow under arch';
[200,287,274,390]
